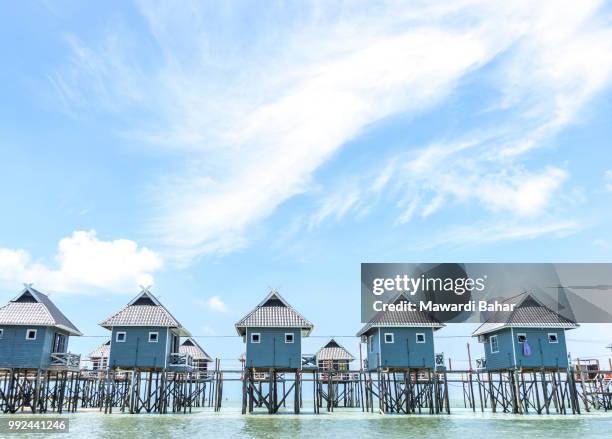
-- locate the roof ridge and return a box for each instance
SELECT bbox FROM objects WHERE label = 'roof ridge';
[286,305,313,328]
[257,289,290,307]
[128,288,162,306]
[317,338,352,355]
[100,304,180,326]
[236,292,314,328]
[39,301,56,326]
[473,292,529,329]
[180,337,212,361]
[100,289,184,330]
[99,303,130,326]
[11,285,42,303]
[234,306,260,327]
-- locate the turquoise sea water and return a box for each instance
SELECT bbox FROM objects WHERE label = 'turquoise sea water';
[2,404,611,439]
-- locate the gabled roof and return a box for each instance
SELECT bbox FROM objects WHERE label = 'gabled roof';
[472,292,579,336]
[179,337,212,362]
[88,340,110,359]
[356,292,444,336]
[99,288,190,336]
[316,338,354,361]
[0,285,82,336]
[235,290,314,336]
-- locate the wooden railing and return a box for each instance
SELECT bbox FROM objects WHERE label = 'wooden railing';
[50,352,81,368]
[169,352,193,367]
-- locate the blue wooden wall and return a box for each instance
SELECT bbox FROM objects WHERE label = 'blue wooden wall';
[365,327,435,370]
[245,327,301,369]
[483,328,569,370]
[0,326,70,369]
[365,330,380,370]
[481,329,515,370]
[109,326,179,369]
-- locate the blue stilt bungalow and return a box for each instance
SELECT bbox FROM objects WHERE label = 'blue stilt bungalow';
[235,290,313,370]
[315,338,354,372]
[472,293,579,371]
[357,293,444,371]
[87,340,110,370]
[179,337,212,372]
[0,285,82,370]
[99,288,191,371]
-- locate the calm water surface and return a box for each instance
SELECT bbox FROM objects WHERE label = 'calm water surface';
[2,404,611,439]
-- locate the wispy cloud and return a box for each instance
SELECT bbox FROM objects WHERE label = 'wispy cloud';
[0,230,162,294]
[418,219,581,250]
[49,1,612,259]
[304,0,612,235]
[308,139,570,229]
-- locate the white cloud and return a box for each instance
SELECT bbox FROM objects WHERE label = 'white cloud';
[0,230,162,294]
[50,1,612,258]
[205,296,228,313]
[466,167,568,216]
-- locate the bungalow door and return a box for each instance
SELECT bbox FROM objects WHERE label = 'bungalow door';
[53,332,67,353]
[172,333,180,353]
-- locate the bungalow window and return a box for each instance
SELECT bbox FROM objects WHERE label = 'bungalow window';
[149,332,159,343]
[369,335,374,352]
[285,333,294,344]
[416,333,426,344]
[548,333,559,344]
[517,333,527,343]
[116,331,126,343]
[490,335,499,353]
[384,333,394,343]
[26,329,37,340]
[251,333,261,344]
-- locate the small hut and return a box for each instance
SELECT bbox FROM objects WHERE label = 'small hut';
[472,292,578,370]
[0,285,82,370]
[235,290,313,370]
[315,339,354,372]
[88,340,110,370]
[357,292,444,370]
[179,337,212,372]
[99,287,191,370]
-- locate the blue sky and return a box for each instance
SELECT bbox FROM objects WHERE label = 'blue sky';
[1,1,612,370]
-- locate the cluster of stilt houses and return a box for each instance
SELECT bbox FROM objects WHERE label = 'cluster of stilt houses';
[0,285,611,415]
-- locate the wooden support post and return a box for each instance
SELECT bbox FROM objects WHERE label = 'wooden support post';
[476,371,484,412]
[541,371,550,414]
[488,372,496,413]
[443,371,450,414]
[327,372,332,412]
[32,369,41,413]
[468,370,475,411]
[241,369,247,415]
[268,369,274,414]
[313,371,318,414]
[294,372,300,414]
[533,372,542,414]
